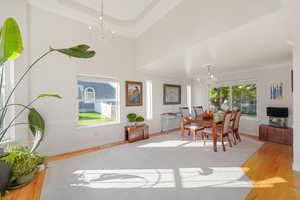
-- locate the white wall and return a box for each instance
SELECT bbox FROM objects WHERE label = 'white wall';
[192,66,293,136]
[28,7,189,156]
[283,0,300,172]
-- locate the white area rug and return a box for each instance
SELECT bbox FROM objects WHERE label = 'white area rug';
[41,132,263,200]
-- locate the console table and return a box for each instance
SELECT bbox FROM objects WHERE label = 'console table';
[259,124,293,145]
[125,124,149,143]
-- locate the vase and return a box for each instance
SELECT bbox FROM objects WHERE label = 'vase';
[16,168,37,186]
[0,159,11,196]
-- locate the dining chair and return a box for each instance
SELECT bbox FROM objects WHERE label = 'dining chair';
[180,107,192,136]
[193,106,204,119]
[181,118,206,141]
[232,110,242,142]
[202,111,233,152]
[179,107,190,118]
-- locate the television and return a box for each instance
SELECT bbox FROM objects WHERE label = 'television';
[267,107,288,128]
[267,107,288,118]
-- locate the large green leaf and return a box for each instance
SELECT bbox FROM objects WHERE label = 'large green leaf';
[28,108,45,137]
[37,94,63,99]
[51,44,96,58]
[0,18,23,64]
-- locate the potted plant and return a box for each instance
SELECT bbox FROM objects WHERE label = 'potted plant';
[127,113,137,126]
[135,116,145,125]
[126,113,145,126]
[0,17,95,194]
[0,145,47,189]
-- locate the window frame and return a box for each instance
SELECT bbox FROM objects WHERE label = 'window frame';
[146,80,153,120]
[0,61,15,143]
[77,74,120,128]
[208,80,257,119]
[187,84,192,115]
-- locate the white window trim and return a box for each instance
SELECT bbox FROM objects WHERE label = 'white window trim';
[0,61,15,143]
[77,75,120,127]
[146,80,153,120]
[187,84,192,114]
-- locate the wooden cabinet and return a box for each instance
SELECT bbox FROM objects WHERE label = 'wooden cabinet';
[259,124,293,145]
[125,124,149,143]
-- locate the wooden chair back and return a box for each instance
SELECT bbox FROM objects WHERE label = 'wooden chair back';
[179,107,190,118]
[221,111,233,134]
[233,110,241,131]
[193,106,204,119]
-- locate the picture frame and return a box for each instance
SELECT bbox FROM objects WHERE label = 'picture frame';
[270,82,283,100]
[126,81,143,106]
[163,84,181,105]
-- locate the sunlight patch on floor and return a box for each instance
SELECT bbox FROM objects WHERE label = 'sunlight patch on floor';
[138,140,189,148]
[252,177,287,188]
[180,167,252,188]
[70,167,255,189]
[138,140,229,148]
[71,169,175,188]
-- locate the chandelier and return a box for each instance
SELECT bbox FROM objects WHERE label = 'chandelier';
[205,64,218,85]
[89,0,115,40]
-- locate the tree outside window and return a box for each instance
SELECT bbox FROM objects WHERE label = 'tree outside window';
[209,84,257,117]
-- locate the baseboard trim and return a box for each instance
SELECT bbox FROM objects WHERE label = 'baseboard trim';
[48,128,179,162]
[239,133,259,141]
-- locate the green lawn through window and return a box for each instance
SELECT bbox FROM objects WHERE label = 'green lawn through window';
[79,112,115,125]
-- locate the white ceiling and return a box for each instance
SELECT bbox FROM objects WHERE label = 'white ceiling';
[72,0,154,21]
[28,0,292,79]
[28,0,182,38]
[139,10,293,79]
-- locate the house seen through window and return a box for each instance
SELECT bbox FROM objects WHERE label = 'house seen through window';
[78,77,119,125]
[209,83,257,117]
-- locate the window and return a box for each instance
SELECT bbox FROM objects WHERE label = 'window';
[187,84,192,113]
[146,80,153,120]
[0,61,15,142]
[77,76,119,125]
[209,83,257,117]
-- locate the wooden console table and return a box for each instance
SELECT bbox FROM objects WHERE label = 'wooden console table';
[125,124,149,143]
[259,124,293,145]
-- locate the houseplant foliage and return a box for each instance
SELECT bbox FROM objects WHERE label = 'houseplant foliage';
[126,113,144,125]
[0,17,95,194]
[0,145,47,189]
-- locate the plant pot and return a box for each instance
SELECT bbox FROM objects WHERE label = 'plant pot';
[0,148,9,158]
[16,168,37,186]
[135,122,144,126]
[0,160,11,196]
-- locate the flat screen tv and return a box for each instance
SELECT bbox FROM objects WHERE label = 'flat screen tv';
[267,107,288,118]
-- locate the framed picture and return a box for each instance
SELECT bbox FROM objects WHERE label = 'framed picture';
[163,84,181,105]
[126,81,143,106]
[270,82,283,100]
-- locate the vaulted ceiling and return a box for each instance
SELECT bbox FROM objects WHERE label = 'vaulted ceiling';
[28,0,293,79]
[72,0,155,21]
[28,0,182,38]
[135,0,293,79]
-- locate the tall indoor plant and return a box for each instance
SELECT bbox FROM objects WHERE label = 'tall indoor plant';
[0,17,95,195]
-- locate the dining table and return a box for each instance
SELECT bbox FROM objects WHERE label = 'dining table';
[180,114,224,152]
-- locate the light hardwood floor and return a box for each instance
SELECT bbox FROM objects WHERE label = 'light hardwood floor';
[2,132,300,200]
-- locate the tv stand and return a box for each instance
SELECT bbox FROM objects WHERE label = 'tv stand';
[259,124,293,145]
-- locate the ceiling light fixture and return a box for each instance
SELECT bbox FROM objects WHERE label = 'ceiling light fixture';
[206,64,218,84]
[88,0,115,40]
